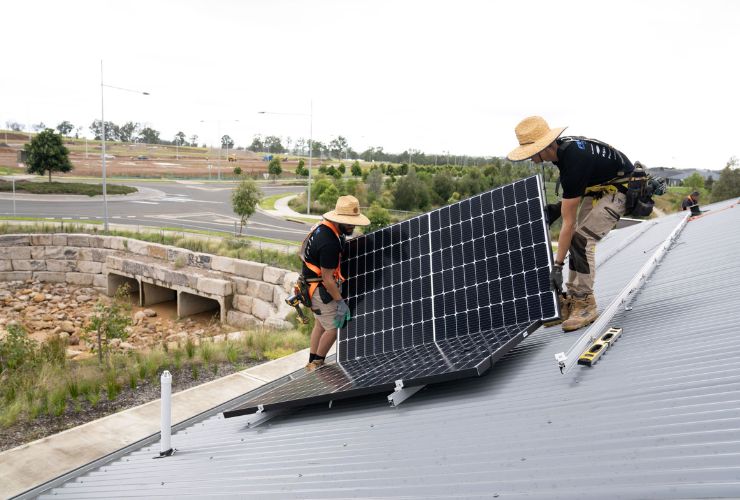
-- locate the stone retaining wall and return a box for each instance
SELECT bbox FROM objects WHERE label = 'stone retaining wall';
[0,234,299,330]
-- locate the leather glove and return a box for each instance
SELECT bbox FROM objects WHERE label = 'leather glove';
[333,299,351,329]
[545,202,562,226]
[549,264,563,294]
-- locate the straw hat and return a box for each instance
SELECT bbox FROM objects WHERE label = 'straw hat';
[323,195,370,226]
[507,116,567,161]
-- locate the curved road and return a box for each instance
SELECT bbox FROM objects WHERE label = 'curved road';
[0,180,311,242]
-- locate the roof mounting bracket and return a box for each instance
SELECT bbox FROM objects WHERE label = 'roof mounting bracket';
[388,379,424,407]
[244,405,283,429]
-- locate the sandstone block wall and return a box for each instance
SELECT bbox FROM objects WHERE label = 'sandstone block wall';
[0,234,300,330]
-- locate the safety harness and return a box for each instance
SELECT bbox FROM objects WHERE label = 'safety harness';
[297,220,345,307]
[556,137,666,216]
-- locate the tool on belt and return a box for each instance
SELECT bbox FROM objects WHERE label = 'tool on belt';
[284,221,346,323]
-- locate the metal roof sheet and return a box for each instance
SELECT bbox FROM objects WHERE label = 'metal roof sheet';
[34,200,740,499]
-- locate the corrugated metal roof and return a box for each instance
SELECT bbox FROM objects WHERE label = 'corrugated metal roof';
[35,200,740,499]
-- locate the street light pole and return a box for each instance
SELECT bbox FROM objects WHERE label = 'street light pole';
[101,61,108,232]
[100,60,149,233]
[308,100,313,215]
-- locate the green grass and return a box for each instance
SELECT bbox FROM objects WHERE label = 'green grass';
[260,192,298,211]
[0,180,137,196]
[0,324,309,432]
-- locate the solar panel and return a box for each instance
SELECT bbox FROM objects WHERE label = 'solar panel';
[224,175,557,418]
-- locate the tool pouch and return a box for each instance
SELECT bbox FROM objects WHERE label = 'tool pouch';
[623,162,663,217]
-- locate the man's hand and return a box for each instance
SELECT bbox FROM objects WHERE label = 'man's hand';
[334,300,351,329]
[549,264,563,294]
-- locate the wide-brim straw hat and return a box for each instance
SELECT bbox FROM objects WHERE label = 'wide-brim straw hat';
[507,116,567,161]
[323,195,370,226]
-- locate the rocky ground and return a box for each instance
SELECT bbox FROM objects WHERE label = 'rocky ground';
[0,279,237,356]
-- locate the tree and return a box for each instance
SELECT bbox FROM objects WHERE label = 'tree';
[366,168,384,203]
[189,134,199,147]
[710,157,740,203]
[295,158,308,177]
[6,121,23,131]
[221,135,234,149]
[682,172,705,191]
[231,178,262,235]
[90,120,120,141]
[393,167,430,211]
[117,121,140,142]
[318,183,340,211]
[338,163,346,175]
[363,203,391,233]
[248,135,264,152]
[264,135,284,154]
[329,136,349,159]
[432,170,456,204]
[233,166,242,176]
[86,284,132,364]
[56,121,75,136]
[23,129,73,182]
[32,122,47,132]
[174,131,187,146]
[268,157,283,181]
[351,160,362,177]
[138,127,160,144]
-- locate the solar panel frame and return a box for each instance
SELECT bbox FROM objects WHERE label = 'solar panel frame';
[224,175,558,417]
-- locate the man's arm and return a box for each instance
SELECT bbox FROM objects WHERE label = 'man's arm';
[321,267,343,301]
[555,197,580,264]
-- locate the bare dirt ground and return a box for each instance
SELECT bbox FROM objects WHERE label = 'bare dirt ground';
[0,135,300,179]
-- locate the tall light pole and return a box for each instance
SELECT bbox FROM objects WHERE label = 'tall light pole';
[100,60,149,232]
[257,100,313,214]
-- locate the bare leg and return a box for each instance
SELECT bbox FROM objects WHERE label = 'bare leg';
[310,321,325,354]
[316,328,337,357]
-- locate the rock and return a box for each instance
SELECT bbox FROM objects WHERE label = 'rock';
[52,326,62,335]
[33,293,46,303]
[60,321,75,333]
[72,351,95,361]
[58,331,70,341]
[143,309,157,317]
[133,311,147,325]
[109,338,122,348]
[211,334,226,343]
[76,295,92,302]
[13,304,24,312]
[66,348,84,359]
[119,342,135,350]
[68,334,80,346]
[17,294,30,302]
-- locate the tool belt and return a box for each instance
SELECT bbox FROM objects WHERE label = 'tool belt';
[583,162,666,217]
[295,275,322,308]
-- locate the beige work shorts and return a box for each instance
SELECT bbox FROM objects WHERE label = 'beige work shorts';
[311,294,338,330]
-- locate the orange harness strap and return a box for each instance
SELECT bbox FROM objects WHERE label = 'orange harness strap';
[301,220,345,300]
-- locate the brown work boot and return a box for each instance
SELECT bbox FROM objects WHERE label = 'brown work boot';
[562,295,599,332]
[544,294,572,327]
[305,359,325,372]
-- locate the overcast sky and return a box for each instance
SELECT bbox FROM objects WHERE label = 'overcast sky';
[2,0,738,170]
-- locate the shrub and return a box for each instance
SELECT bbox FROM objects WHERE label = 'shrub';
[0,324,36,373]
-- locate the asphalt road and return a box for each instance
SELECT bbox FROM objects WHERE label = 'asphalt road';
[0,180,311,242]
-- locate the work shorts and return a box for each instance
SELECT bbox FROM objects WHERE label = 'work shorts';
[311,287,338,330]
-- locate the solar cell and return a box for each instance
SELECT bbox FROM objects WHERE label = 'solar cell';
[224,175,557,418]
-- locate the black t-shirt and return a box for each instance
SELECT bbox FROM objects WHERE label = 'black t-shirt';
[681,196,698,211]
[555,137,634,198]
[301,223,342,279]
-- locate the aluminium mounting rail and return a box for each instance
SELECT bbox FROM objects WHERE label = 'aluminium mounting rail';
[555,214,690,375]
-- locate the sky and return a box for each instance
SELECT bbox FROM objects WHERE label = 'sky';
[2,0,738,170]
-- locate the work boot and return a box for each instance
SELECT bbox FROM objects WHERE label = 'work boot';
[305,359,325,372]
[543,294,572,327]
[562,294,599,332]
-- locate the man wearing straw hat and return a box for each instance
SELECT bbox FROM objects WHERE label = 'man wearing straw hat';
[300,195,370,370]
[508,116,634,332]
